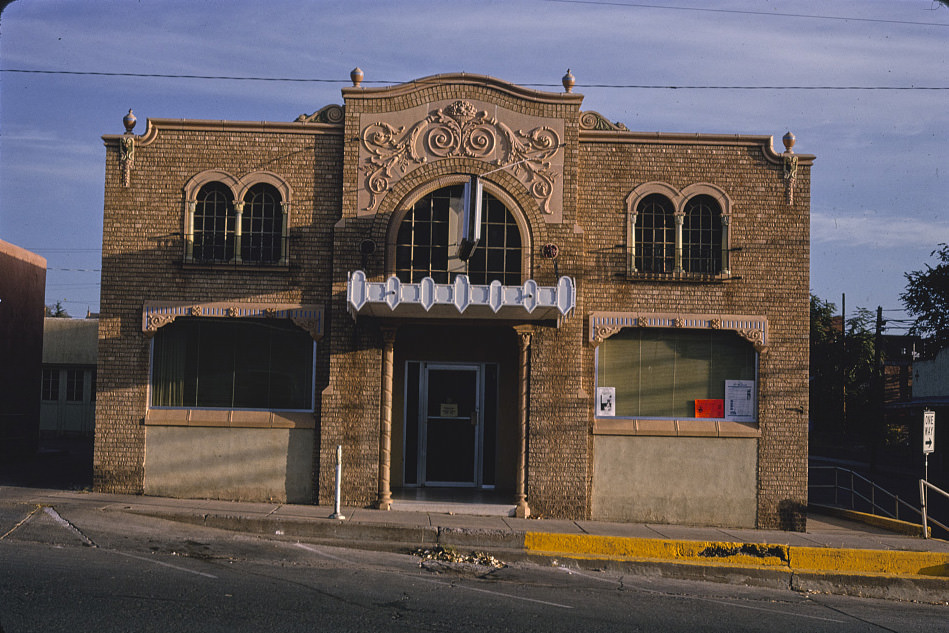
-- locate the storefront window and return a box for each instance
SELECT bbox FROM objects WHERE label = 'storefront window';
[151,318,313,410]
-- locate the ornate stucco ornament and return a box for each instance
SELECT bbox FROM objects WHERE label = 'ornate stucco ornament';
[359,100,563,215]
[579,111,629,132]
[782,131,798,205]
[120,109,136,187]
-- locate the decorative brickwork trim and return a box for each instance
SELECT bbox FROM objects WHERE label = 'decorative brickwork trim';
[589,311,767,351]
[141,301,324,340]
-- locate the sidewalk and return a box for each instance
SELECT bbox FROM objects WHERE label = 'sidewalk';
[7,487,949,604]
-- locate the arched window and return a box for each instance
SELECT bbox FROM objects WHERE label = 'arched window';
[241,183,282,264]
[193,182,235,263]
[394,185,522,285]
[635,194,675,274]
[682,195,723,274]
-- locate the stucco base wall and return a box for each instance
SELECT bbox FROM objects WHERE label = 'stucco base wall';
[592,436,758,527]
[144,426,314,503]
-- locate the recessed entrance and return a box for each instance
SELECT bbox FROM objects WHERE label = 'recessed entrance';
[403,361,498,488]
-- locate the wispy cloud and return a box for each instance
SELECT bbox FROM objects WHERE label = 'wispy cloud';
[812,210,949,247]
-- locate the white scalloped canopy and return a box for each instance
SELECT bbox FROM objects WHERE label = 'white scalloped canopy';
[346,271,575,322]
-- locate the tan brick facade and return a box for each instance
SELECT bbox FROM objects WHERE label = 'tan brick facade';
[97,74,811,529]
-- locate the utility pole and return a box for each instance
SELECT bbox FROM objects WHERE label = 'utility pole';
[871,306,885,472]
[841,293,847,435]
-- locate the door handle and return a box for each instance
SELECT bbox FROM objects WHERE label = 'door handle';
[470,410,478,427]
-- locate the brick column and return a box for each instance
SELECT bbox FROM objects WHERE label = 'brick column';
[514,325,532,518]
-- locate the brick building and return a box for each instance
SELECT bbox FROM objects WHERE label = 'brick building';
[96,72,812,529]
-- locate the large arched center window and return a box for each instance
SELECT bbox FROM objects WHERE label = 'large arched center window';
[394,185,522,285]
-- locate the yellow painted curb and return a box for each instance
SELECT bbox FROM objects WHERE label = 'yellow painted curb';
[524,532,789,568]
[525,532,949,578]
[791,546,949,577]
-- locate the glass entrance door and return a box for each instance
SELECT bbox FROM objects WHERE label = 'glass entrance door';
[422,364,480,486]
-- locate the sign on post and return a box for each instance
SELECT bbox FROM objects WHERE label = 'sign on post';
[923,410,935,455]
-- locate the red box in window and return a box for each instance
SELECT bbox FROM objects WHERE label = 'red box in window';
[694,399,724,418]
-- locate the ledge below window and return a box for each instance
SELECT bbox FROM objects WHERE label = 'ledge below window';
[145,409,315,429]
[626,271,735,283]
[181,262,291,273]
[593,418,759,438]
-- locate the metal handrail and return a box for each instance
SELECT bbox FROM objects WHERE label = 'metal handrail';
[809,466,921,523]
[920,479,949,540]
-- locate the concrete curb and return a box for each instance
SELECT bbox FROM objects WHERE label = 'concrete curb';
[121,507,949,604]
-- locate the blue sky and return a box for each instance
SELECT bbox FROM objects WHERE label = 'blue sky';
[1,0,947,329]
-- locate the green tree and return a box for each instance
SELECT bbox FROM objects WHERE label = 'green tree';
[900,244,949,350]
[45,300,70,318]
[809,295,879,454]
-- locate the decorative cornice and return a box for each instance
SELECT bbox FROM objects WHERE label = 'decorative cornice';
[589,311,767,351]
[357,99,564,218]
[342,72,585,105]
[142,301,324,341]
[579,130,815,166]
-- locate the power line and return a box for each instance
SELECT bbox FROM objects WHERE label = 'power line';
[2,69,947,90]
[545,0,949,28]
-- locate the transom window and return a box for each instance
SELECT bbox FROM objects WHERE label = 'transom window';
[394,185,522,285]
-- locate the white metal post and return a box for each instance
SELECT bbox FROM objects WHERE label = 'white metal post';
[330,445,345,520]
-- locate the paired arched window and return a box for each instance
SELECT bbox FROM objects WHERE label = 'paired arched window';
[628,184,729,277]
[394,184,523,285]
[185,172,290,266]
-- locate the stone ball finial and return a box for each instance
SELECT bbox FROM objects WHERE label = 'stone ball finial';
[123,109,137,134]
[351,67,364,88]
[562,69,575,93]
[782,130,796,153]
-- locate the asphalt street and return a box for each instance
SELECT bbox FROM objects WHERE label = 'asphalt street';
[2,496,948,632]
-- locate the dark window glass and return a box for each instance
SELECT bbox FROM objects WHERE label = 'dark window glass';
[241,183,282,264]
[65,369,84,402]
[683,195,723,274]
[193,182,235,262]
[635,194,675,273]
[151,318,313,410]
[42,368,60,401]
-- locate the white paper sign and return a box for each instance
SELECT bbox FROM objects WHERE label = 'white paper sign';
[596,387,615,417]
[923,410,935,455]
[725,380,756,423]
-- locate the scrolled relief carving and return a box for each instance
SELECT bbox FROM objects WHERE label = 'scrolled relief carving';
[189,306,202,317]
[737,327,766,351]
[144,313,176,337]
[291,317,323,341]
[295,104,344,124]
[579,111,629,132]
[359,100,563,215]
[593,325,623,345]
[710,319,722,329]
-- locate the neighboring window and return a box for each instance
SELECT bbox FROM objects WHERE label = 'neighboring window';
[65,369,84,402]
[596,328,756,419]
[241,183,282,264]
[682,195,723,274]
[634,194,675,274]
[193,182,235,263]
[42,368,60,401]
[395,185,522,285]
[151,318,313,410]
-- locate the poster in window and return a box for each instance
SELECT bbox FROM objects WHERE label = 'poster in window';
[596,387,615,417]
[725,380,756,423]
